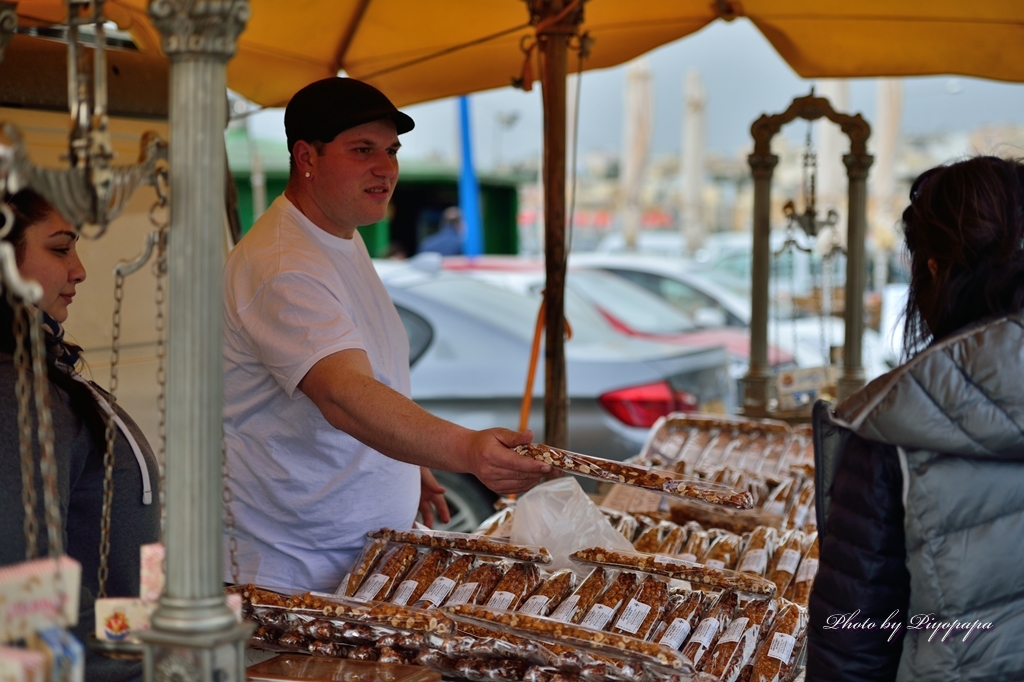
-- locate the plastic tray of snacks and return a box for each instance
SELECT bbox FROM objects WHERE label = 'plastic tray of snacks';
[569,548,777,597]
[444,604,695,679]
[515,444,753,509]
[367,527,553,564]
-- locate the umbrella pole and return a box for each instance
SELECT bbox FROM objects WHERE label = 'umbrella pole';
[533,0,582,448]
[139,2,252,680]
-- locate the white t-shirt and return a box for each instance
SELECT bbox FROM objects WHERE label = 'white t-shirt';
[222,195,419,593]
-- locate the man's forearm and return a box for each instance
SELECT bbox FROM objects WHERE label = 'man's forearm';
[312,367,474,472]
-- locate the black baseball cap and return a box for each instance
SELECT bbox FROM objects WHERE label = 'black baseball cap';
[284,77,415,153]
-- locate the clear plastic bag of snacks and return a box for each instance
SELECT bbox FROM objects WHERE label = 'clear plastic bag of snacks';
[515,444,753,509]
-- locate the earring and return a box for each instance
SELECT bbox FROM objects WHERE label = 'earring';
[305,171,311,178]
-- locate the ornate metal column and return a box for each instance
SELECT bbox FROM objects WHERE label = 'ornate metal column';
[140,2,252,681]
[743,153,778,412]
[838,153,873,401]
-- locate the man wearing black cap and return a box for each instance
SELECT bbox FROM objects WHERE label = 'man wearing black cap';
[222,78,550,593]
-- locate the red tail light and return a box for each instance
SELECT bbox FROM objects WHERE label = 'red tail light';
[598,381,699,428]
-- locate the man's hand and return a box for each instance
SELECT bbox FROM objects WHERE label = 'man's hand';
[466,428,550,495]
[419,467,450,528]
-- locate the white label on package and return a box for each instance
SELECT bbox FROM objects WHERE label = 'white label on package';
[519,595,551,616]
[718,617,749,645]
[658,618,693,649]
[613,599,652,635]
[549,594,579,622]
[739,549,767,575]
[795,558,819,584]
[486,591,517,611]
[768,632,796,662]
[764,500,786,516]
[446,582,479,607]
[792,504,810,529]
[678,553,698,564]
[419,576,456,606]
[690,617,720,648]
[352,573,389,602]
[581,603,616,630]
[776,549,802,575]
[391,580,418,606]
[705,559,726,570]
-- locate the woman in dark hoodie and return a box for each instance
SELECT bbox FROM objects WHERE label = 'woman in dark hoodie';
[1,189,160,682]
[807,156,1024,682]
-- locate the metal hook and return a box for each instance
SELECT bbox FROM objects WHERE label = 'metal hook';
[113,230,159,278]
[0,201,13,240]
[0,241,43,303]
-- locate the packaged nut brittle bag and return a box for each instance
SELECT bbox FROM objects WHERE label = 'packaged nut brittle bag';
[766,531,806,597]
[578,571,640,631]
[785,481,815,532]
[445,560,509,607]
[609,574,670,641]
[701,532,743,571]
[700,597,778,682]
[652,590,704,650]
[342,537,390,597]
[549,567,611,624]
[351,543,420,602]
[414,552,476,608]
[485,562,543,611]
[681,590,739,668]
[391,548,453,606]
[678,528,708,564]
[519,569,578,617]
[783,537,818,607]
[737,526,778,577]
[745,601,807,682]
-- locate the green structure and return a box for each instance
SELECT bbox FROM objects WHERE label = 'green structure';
[226,127,522,256]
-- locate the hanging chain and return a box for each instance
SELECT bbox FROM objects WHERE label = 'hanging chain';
[820,250,834,367]
[222,441,240,585]
[27,306,62,560]
[151,167,169,538]
[97,267,124,599]
[9,290,39,559]
[771,239,781,373]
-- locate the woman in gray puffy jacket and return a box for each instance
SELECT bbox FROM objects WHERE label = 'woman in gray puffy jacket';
[807,155,1024,682]
[0,189,160,682]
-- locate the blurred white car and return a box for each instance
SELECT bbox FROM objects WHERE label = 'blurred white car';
[570,252,891,380]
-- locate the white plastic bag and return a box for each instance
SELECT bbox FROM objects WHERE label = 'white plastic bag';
[510,477,635,571]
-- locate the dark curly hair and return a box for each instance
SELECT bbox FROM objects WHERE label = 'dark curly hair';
[901,156,1024,357]
[2,189,105,447]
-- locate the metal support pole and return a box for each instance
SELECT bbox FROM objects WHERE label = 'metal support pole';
[141,2,252,680]
[837,153,873,401]
[742,154,778,413]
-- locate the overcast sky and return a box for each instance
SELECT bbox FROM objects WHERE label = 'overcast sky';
[249,18,1024,170]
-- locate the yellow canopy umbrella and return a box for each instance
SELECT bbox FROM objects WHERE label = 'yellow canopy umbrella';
[12,1,1024,109]
[8,0,1024,441]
